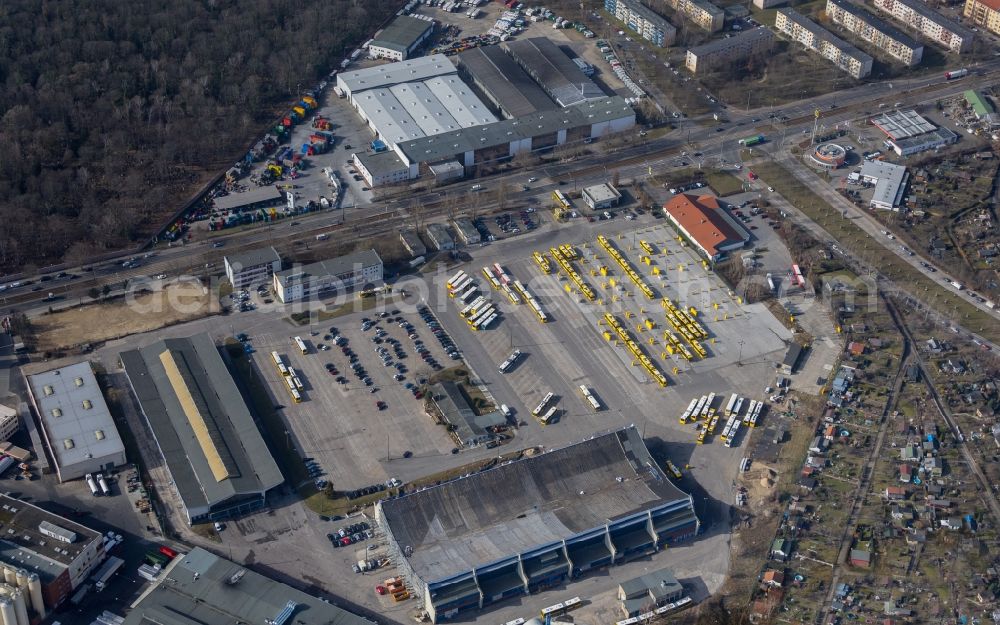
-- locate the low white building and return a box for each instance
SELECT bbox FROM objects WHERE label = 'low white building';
[25,362,127,482]
[861,160,909,210]
[0,404,18,441]
[582,183,622,209]
[273,249,383,303]
[368,15,435,61]
[451,218,481,244]
[224,246,282,289]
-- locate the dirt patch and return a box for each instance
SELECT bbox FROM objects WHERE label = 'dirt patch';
[34,281,218,352]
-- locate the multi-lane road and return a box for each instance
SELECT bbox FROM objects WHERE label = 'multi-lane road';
[3,63,1000,325]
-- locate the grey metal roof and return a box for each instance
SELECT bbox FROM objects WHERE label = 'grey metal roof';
[274,249,383,286]
[778,8,872,64]
[355,150,409,178]
[583,183,622,204]
[338,55,456,94]
[431,381,504,443]
[619,567,682,601]
[827,0,921,49]
[213,186,284,212]
[872,109,936,139]
[504,38,606,107]
[370,15,434,54]
[224,246,281,272]
[379,426,692,583]
[422,75,498,127]
[688,26,774,56]
[123,547,374,625]
[396,96,634,165]
[26,362,125,472]
[455,46,557,118]
[877,0,973,40]
[861,160,908,208]
[119,333,284,517]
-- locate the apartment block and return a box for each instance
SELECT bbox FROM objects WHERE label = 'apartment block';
[775,8,873,78]
[873,0,974,52]
[826,0,924,66]
[685,27,776,73]
[964,0,1000,36]
[605,0,677,46]
[666,0,725,31]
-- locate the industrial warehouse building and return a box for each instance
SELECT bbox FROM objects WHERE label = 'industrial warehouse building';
[454,47,556,118]
[505,38,605,107]
[120,334,284,524]
[376,426,699,622]
[870,109,958,156]
[604,0,677,46]
[273,249,384,303]
[336,53,634,186]
[860,160,909,210]
[212,186,286,213]
[663,194,751,261]
[224,246,282,289]
[774,8,873,79]
[872,0,974,53]
[826,0,924,65]
[25,362,126,483]
[124,547,374,625]
[685,27,775,73]
[0,493,105,613]
[368,15,436,61]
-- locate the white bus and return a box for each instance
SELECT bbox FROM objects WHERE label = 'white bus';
[579,385,602,410]
[700,392,716,419]
[461,296,487,317]
[446,270,468,289]
[293,336,308,354]
[498,350,522,373]
[478,313,498,330]
[459,286,479,303]
[725,393,739,417]
[468,306,494,328]
[532,392,554,416]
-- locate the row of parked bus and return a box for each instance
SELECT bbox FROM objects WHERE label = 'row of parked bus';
[603,313,668,387]
[661,297,707,360]
[615,596,692,625]
[448,270,498,331]
[540,596,582,618]
[680,392,764,446]
[531,392,558,424]
[532,251,552,274]
[271,351,303,403]
[549,246,595,300]
[598,234,654,300]
[488,263,520,305]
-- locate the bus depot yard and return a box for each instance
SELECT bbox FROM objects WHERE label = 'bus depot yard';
[191,212,806,620]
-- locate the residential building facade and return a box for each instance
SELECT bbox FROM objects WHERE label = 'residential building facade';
[775,8,873,78]
[605,0,677,46]
[826,0,924,65]
[669,0,725,31]
[873,0,974,52]
[685,27,775,73]
[964,0,1000,35]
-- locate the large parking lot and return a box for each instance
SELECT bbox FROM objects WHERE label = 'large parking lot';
[252,304,469,490]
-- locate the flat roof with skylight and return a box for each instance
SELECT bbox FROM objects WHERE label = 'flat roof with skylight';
[26,362,126,482]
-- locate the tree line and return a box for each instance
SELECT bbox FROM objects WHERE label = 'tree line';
[0,0,397,272]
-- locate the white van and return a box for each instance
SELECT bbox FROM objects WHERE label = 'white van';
[500,404,512,418]
[471,184,483,191]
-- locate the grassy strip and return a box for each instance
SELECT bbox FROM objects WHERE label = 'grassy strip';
[704,170,746,196]
[753,162,1000,343]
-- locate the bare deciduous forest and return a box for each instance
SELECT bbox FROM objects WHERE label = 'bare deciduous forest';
[0,0,397,271]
